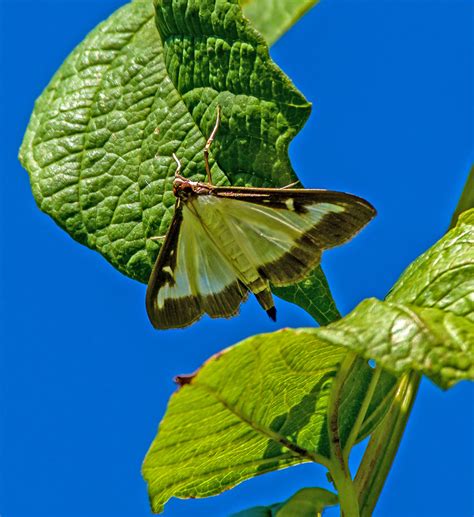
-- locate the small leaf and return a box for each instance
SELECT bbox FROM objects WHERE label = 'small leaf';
[241,0,322,46]
[232,506,276,517]
[231,487,338,517]
[275,487,338,516]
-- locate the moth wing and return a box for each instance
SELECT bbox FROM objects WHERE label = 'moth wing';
[146,203,248,329]
[196,191,375,286]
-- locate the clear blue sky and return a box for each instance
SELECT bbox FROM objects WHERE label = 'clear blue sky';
[0,1,473,516]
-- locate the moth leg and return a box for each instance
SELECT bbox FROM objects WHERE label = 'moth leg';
[149,235,166,242]
[204,105,221,184]
[280,180,301,189]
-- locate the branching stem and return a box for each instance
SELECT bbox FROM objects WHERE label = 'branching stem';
[354,371,421,516]
[326,352,360,516]
[343,365,382,463]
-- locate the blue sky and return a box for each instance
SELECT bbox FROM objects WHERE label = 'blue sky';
[0,0,473,516]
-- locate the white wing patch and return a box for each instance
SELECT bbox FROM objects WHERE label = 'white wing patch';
[152,204,248,328]
[187,195,344,286]
[157,205,241,307]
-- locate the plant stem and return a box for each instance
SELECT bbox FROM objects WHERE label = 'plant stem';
[354,371,421,516]
[343,365,382,463]
[326,352,360,516]
[331,460,360,517]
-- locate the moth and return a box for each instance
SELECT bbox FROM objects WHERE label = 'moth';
[146,109,376,329]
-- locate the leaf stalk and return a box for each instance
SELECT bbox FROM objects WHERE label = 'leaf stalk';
[343,365,382,463]
[326,352,360,516]
[354,371,421,516]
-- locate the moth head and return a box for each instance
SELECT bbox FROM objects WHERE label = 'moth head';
[173,177,212,199]
[173,176,196,200]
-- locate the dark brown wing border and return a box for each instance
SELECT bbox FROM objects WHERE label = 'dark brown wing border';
[146,201,186,328]
[211,185,376,287]
[211,186,376,214]
[146,200,251,329]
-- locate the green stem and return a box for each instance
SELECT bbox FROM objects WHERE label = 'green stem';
[326,352,360,517]
[343,366,382,463]
[331,461,360,517]
[354,371,421,516]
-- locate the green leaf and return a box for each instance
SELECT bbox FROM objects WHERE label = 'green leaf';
[387,208,474,318]
[275,487,338,516]
[19,0,309,282]
[19,0,342,324]
[142,329,380,513]
[231,487,338,517]
[241,0,322,46]
[317,300,473,389]
[338,357,396,445]
[232,506,277,517]
[316,209,474,389]
[20,0,166,283]
[273,267,341,326]
[154,0,310,187]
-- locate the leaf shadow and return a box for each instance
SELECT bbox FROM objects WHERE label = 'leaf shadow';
[256,371,335,473]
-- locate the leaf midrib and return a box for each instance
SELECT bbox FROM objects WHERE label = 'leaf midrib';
[194,380,330,466]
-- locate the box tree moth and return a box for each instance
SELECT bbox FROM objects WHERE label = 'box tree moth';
[146,109,376,329]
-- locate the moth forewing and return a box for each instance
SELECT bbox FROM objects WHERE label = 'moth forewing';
[146,195,251,329]
[192,187,376,286]
[145,200,185,329]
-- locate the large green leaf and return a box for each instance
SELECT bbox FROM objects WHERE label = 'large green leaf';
[231,487,338,516]
[241,0,321,46]
[317,209,474,388]
[19,0,343,323]
[20,0,169,283]
[19,0,310,282]
[142,329,382,513]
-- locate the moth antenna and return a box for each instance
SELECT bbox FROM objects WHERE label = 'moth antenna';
[204,105,221,184]
[172,153,182,176]
[281,180,301,189]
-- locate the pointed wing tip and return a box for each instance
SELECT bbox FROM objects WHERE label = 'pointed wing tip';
[266,306,277,321]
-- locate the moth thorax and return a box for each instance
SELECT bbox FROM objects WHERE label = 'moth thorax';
[173,177,211,200]
[172,177,193,200]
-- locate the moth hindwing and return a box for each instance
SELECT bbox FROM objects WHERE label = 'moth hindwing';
[146,180,376,329]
